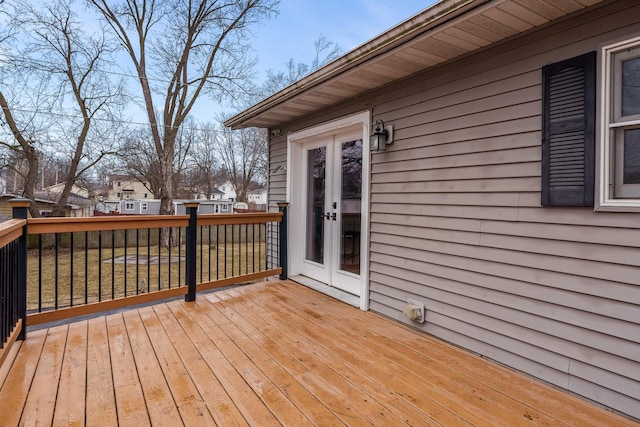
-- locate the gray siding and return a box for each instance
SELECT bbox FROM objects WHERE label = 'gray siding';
[266,134,287,269]
[266,1,640,419]
[368,2,640,419]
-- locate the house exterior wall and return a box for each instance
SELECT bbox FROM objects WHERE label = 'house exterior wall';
[107,176,152,200]
[267,1,640,420]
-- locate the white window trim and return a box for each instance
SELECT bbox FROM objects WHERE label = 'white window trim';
[597,34,640,211]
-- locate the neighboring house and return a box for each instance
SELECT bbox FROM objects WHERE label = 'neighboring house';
[43,182,93,200]
[0,193,84,217]
[247,187,267,206]
[118,199,161,215]
[226,0,640,421]
[173,200,233,215]
[209,188,226,200]
[107,174,153,201]
[191,187,225,201]
[215,180,236,201]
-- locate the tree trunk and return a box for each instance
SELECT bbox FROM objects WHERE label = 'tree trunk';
[23,146,41,219]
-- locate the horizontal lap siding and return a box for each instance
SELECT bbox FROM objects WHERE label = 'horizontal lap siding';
[369,1,640,420]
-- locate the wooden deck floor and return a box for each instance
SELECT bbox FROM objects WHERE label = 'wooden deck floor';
[0,280,635,426]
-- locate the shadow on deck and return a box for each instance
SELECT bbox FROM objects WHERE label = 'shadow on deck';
[0,280,634,426]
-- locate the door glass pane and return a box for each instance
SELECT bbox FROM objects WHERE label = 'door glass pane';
[340,139,362,274]
[622,56,640,117]
[623,129,640,184]
[305,147,326,264]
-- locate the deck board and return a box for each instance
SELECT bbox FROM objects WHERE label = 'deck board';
[1,280,636,426]
[85,317,117,427]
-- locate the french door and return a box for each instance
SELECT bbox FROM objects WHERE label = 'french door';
[300,134,363,295]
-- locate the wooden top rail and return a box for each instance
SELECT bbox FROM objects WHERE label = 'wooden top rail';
[25,212,283,235]
[27,215,191,235]
[0,219,25,250]
[197,212,282,226]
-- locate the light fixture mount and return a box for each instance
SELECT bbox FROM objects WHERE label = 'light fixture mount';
[370,119,394,152]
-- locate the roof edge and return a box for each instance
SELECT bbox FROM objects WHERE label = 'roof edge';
[225,0,488,129]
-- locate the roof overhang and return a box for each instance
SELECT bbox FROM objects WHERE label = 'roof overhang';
[225,0,606,130]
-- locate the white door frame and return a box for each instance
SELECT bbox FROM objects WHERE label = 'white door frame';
[285,111,371,310]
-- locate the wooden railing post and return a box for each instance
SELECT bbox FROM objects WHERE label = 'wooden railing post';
[277,202,289,280]
[10,198,30,340]
[184,202,199,302]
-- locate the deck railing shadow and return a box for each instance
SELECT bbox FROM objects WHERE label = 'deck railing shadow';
[0,199,288,366]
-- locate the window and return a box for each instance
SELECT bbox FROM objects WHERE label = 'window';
[117,181,121,187]
[116,192,121,198]
[599,35,640,207]
[125,193,131,199]
[142,202,148,210]
[125,202,134,210]
[144,193,148,199]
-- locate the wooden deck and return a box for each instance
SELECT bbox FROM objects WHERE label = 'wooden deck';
[0,280,635,426]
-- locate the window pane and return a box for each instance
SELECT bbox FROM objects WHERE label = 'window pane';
[622,57,640,117]
[305,147,325,264]
[623,129,640,184]
[340,139,362,275]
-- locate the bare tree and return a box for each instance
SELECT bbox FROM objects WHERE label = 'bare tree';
[88,0,278,217]
[0,92,42,217]
[0,0,124,216]
[216,125,266,202]
[190,122,225,199]
[260,36,342,97]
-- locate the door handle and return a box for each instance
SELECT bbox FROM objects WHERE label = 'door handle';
[324,212,331,220]
[331,212,337,221]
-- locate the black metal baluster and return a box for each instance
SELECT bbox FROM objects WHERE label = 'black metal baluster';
[208,225,211,282]
[216,225,219,280]
[55,233,59,310]
[168,227,172,289]
[124,229,128,297]
[178,227,182,286]
[98,231,102,302]
[147,229,151,293]
[136,229,140,295]
[252,224,255,273]
[238,223,242,275]
[85,231,88,305]
[70,232,74,307]
[38,235,42,312]
[158,228,161,290]
[232,224,235,276]
[111,231,115,300]
[245,224,249,275]
[224,225,227,278]
[199,224,203,283]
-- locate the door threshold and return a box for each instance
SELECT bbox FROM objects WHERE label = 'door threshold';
[289,275,360,307]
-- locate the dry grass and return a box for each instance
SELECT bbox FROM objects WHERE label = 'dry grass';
[27,241,267,311]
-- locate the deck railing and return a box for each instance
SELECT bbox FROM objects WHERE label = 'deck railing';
[6,199,287,335]
[0,201,28,366]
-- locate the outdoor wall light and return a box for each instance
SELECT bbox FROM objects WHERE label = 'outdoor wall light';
[271,165,286,175]
[370,119,394,152]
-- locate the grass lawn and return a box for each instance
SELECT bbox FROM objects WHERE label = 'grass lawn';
[27,241,267,311]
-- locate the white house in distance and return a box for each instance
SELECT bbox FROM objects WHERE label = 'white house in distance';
[247,187,267,205]
[216,180,236,201]
[226,0,640,420]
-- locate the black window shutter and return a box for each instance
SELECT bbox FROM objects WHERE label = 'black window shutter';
[541,51,596,207]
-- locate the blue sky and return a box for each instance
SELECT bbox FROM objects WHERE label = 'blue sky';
[249,1,437,81]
